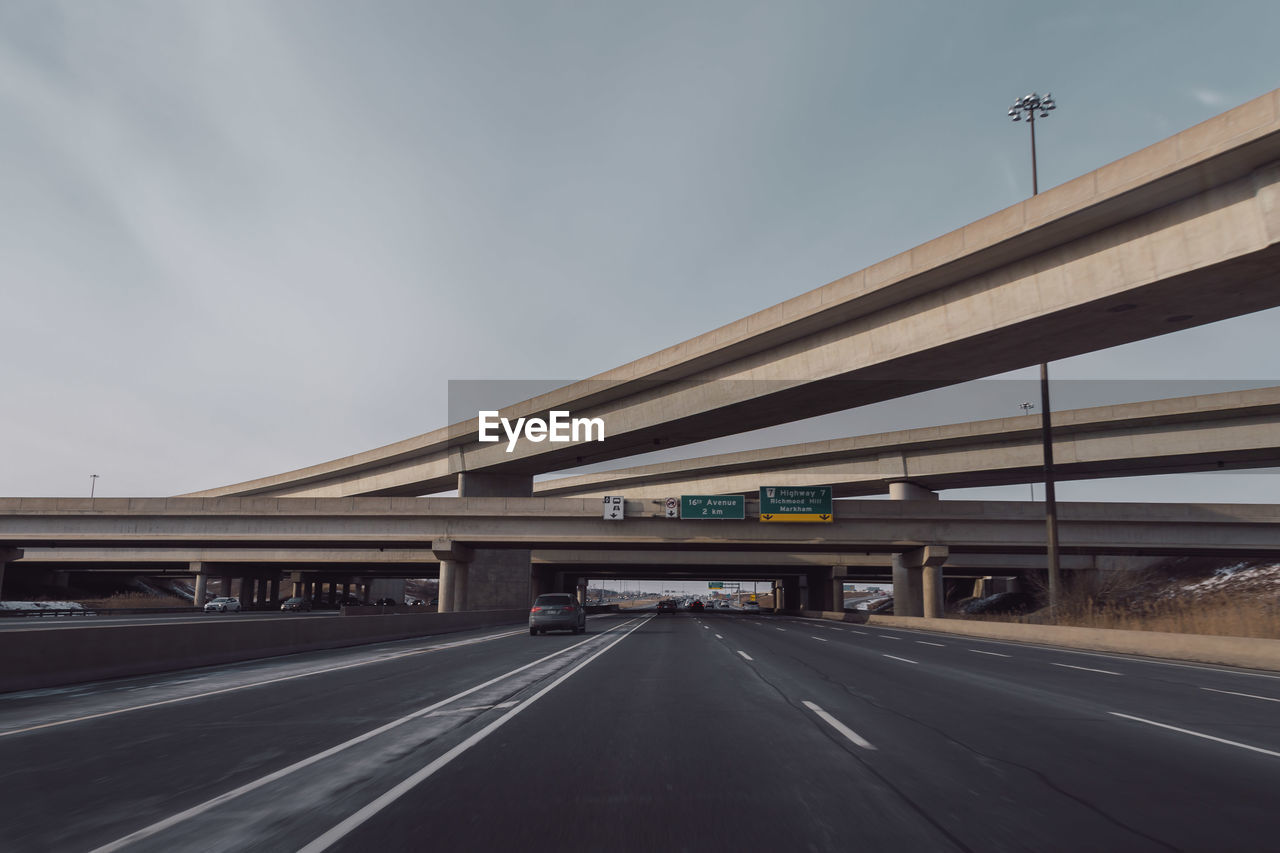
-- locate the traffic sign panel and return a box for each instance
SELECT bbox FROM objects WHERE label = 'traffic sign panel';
[758,486,833,522]
[603,495,625,520]
[680,494,746,519]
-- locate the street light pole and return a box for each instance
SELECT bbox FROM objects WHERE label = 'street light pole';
[89,474,99,499]
[1018,402,1036,500]
[1008,91,1061,613]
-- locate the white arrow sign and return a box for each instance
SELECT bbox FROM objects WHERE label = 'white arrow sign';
[603,495,625,520]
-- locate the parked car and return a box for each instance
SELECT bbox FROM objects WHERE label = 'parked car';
[280,596,313,612]
[204,597,241,613]
[529,593,586,635]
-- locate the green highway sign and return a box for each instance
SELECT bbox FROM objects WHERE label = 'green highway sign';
[758,485,833,523]
[708,581,724,589]
[680,494,746,520]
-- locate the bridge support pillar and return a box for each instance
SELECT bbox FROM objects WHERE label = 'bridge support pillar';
[893,545,950,618]
[192,563,208,606]
[0,548,22,600]
[831,570,848,612]
[780,576,801,612]
[576,578,588,604]
[806,567,835,612]
[434,540,475,614]
[456,473,534,610]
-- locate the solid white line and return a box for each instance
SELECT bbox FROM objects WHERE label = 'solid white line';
[1110,712,1280,759]
[861,626,1280,681]
[1,628,529,739]
[970,649,1010,657]
[299,617,653,852]
[883,654,918,665]
[916,641,945,647]
[89,619,644,852]
[1051,662,1121,676]
[1201,687,1280,703]
[811,637,829,642]
[737,651,754,661]
[802,701,875,750]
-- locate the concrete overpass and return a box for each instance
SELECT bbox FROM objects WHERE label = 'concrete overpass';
[187,89,1280,500]
[5,496,1279,617]
[534,386,1280,498]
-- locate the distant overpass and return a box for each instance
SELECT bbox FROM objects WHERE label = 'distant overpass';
[187,89,1280,499]
[5,496,1280,616]
[534,386,1280,498]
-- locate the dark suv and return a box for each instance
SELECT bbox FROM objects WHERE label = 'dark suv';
[657,599,677,613]
[529,593,586,635]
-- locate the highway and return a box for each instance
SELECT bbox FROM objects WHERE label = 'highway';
[0,612,1277,851]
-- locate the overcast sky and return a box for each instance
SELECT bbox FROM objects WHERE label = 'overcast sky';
[2,0,1278,502]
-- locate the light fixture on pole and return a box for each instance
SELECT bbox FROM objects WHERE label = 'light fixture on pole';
[1018,402,1036,499]
[1008,91,1061,612]
[89,474,99,499]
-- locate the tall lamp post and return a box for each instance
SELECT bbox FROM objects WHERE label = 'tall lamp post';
[89,474,99,499]
[1008,91,1061,612]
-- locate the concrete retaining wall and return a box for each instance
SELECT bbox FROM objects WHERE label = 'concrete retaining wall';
[800,611,1280,671]
[0,610,527,693]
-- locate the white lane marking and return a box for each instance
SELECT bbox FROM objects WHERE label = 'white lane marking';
[883,654,918,665]
[714,634,723,639]
[776,627,786,631]
[1110,713,1280,759]
[1201,687,1280,703]
[848,630,868,636]
[703,625,710,629]
[802,701,875,750]
[88,619,646,852]
[811,637,829,642]
[300,617,652,852]
[879,635,901,640]
[866,627,1280,681]
[1051,663,1121,676]
[0,628,529,739]
[737,651,754,661]
[916,641,945,647]
[970,649,1010,657]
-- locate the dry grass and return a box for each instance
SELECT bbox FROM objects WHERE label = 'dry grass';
[965,564,1280,640]
[1043,594,1280,639]
[77,592,192,610]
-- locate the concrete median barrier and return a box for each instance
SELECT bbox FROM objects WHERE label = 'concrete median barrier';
[0,610,526,693]
[802,610,1280,671]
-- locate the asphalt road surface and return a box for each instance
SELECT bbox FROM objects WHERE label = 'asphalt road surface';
[1,612,1277,851]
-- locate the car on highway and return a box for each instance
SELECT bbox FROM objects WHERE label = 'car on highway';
[279,596,313,612]
[657,599,678,613]
[744,601,760,612]
[529,593,586,635]
[688,600,705,612]
[204,596,241,613]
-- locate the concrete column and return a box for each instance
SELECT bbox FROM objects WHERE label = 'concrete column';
[894,545,949,618]
[576,578,588,604]
[780,576,801,612]
[806,567,834,612]
[0,548,22,600]
[831,572,847,612]
[456,472,534,610]
[220,575,232,598]
[434,540,474,614]
[891,554,923,617]
[192,563,208,606]
[922,565,945,619]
